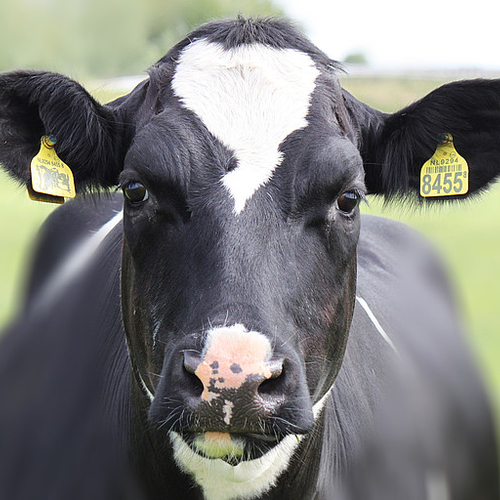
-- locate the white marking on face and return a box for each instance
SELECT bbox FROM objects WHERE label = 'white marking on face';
[172,40,320,214]
[223,400,234,426]
[170,431,302,500]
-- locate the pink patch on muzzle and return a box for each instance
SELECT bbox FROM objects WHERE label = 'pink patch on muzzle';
[195,324,273,403]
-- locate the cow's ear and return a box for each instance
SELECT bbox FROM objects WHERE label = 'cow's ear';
[0,70,142,191]
[344,80,500,199]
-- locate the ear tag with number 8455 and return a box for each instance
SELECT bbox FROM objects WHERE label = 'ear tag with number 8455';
[420,133,469,198]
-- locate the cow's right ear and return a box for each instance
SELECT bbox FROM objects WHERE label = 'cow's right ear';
[0,70,144,191]
[343,80,500,200]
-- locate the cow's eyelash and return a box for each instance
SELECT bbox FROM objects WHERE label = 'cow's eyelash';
[349,189,368,205]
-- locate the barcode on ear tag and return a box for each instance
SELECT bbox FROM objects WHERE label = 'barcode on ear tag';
[420,133,469,198]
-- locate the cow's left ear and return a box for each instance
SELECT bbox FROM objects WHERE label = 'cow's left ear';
[0,70,143,191]
[344,80,500,198]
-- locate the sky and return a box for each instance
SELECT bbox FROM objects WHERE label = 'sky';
[274,0,500,70]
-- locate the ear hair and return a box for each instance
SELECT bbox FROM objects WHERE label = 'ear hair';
[341,89,387,194]
[0,70,135,191]
[344,80,500,199]
[375,80,500,199]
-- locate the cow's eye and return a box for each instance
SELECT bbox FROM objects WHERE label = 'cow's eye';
[337,191,360,214]
[123,181,149,204]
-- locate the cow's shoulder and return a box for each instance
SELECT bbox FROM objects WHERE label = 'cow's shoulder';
[24,192,123,309]
[325,215,493,496]
[356,213,459,357]
[354,214,494,486]
[358,213,442,275]
[357,213,454,312]
[0,192,133,499]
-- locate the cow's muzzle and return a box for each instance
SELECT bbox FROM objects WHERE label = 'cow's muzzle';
[150,324,314,461]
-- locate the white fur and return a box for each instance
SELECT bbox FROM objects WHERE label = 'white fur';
[170,431,301,500]
[223,400,234,425]
[426,470,450,500]
[356,296,399,355]
[312,382,335,420]
[137,371,155,402]
[172,40,320,214]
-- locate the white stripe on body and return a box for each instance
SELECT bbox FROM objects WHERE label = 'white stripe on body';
[26,207,156,402]
[172,40,320,214]
[426,470,451,500]
[356,295,399,355]
[314,295,399,418]
[31,210,123,315]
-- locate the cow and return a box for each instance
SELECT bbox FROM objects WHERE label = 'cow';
[0,17,499,500]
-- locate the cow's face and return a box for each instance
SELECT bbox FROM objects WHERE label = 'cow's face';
[3,16,500,499]
[119,32,364,470]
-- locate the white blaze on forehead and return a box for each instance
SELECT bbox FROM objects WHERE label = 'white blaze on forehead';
[172,39,320,214]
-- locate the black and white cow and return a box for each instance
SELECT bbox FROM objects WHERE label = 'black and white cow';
[0,17,499,500]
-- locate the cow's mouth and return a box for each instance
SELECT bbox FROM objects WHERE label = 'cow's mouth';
[181,430,286,464]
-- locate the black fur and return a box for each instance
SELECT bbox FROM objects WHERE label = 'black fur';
[0,17,499,500]
[355,79,500,198]
[0,71,147,190]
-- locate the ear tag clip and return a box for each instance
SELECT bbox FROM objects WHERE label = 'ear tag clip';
[29,135,76,204]
[420,133,469,198]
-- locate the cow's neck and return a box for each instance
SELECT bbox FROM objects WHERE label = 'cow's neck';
[129,382,200,499]
[260,407,338,499]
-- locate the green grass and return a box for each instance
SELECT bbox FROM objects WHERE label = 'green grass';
[340,76,452,112]
[1,77,500,419]
[0,172,55,326]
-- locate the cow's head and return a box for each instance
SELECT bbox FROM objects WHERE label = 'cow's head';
[2,17,500,498]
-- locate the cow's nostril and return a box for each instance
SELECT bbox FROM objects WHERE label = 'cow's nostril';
[183,351,199,374]
[182,352,204,397]
[184,369,204,397]
[258,359,285,396]
[258,374,284,395]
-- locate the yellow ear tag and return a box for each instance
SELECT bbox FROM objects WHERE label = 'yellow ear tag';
[420,133,469,198]
[30,135,76,202]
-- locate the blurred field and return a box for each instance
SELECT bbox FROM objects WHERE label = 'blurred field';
[0,76,500,420]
